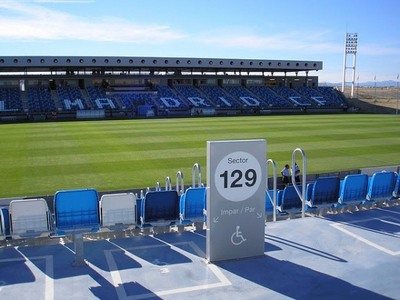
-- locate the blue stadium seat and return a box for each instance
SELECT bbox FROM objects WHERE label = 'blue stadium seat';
[9,198,52,239]
[317,87,348,107]
[271,86,312,106]
[0,207,10,239]
[224,86,263,107]
[179,187,206,224]
[53,188,100,235]
[155,85,188,110]
[86,86,119,109]
[393,174,400,198]
[27,86,56,112]
[266,189,280,213]
[366,171,397,202]
[335,174,369,206]
[100,193,136,228]
[58,86,88,110]
[248,86,290,107]
[307,176,340,206]
[141,190,179,226]
[200,86,241,108]
[281,185,303,211]
[0,87,23,111]
[174,85,214,108]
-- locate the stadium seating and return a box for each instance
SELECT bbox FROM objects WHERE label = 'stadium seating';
[295,87,330,106]
[306,176,340,206]
[199,86,241,108]
[140,190,180,227]
[174,85,214,108]
[335,174,369,207]
[266,189,280,213]
[86,86,119,110]
[223,86,264,107]
[53,188,100,235]
[0,87,23,112]
[394,174,400,198]
[0,165,399,245]
[27,86,56,112]
[248,86,291,107]
[9,198,52,239]
[271,86,313,106]
[57,86,88,110]
[0,82,350,115]
[0,207,10,240]
[155,85,188,110]
[366,171,397,203]
[99,193,136,228]
[317,87,347,107]
[280,185,303,211]
[179,187,207,225]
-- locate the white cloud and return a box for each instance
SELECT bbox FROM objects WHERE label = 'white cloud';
[0,1,185,43]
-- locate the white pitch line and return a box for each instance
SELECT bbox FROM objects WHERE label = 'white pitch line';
[14,247,54,300]
[377,207,400,215]
[331,222,400,256]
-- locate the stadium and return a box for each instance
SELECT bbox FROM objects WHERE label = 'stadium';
[0,55,347,121]
[0,55,399,299]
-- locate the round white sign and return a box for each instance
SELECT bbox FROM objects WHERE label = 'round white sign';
[214,151,262,202]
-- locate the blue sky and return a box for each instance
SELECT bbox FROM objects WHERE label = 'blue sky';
[0,0,399,83]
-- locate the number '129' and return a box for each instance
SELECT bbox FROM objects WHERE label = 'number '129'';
[219,169,257,188]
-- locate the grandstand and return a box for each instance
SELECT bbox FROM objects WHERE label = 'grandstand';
[0,56,348,122]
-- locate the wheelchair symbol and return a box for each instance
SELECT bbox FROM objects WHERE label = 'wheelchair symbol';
[231,226,246,246]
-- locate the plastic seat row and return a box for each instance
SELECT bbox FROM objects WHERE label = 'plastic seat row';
[0,190,128,240]
[0,181,208,240]
[138,187,206,227]
[267,171,399,214]
[199,85,241,108]
[0,87,23,111]
[2,171,397,240]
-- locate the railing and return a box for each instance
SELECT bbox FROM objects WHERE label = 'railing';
[192,163,202,188]
[266,159,277,222]
[165,176,172,191]
[291,148,307,218]
[176,171,184,195]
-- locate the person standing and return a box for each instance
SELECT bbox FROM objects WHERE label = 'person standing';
[281,164,290,188]
[292,163,301,183]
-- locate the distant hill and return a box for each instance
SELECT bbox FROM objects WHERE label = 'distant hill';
[320,80,399,88]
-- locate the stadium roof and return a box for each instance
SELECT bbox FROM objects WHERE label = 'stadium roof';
[0,56,322,75]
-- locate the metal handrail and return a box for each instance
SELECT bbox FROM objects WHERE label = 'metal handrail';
[192,163,202,188]
[266,159,277,222]
[291,148,307,218]
[165,176,172,191]
[176,171,184,195]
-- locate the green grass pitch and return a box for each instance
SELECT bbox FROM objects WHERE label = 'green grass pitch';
[0,114,399,198]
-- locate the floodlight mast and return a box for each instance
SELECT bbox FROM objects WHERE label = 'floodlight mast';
[341,33,358,98]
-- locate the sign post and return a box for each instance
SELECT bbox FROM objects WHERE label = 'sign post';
[206,139,266,262]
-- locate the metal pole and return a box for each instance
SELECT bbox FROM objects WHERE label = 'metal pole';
[266,159,277,222]
[350,53,357,98]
